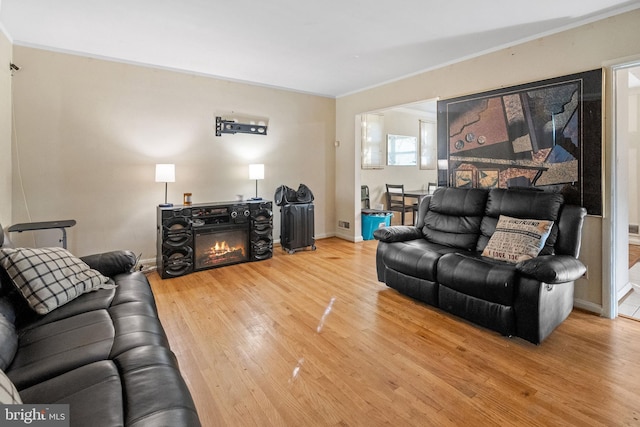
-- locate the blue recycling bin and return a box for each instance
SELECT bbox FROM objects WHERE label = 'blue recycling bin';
[362,210,393,240]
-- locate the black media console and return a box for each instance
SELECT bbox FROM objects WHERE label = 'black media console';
[157,200,273,279]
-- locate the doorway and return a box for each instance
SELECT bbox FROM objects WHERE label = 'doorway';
[358,99,438,228]
[613,63,640,319]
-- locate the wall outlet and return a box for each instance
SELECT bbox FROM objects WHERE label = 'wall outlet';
[582,266,589,280]
[338,220,350,229]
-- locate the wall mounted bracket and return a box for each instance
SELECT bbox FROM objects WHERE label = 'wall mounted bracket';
[215,116,268,136]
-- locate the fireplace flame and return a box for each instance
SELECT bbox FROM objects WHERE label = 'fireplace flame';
[214,241,229,254]
[196,230,248,269]
[210,241,243,256]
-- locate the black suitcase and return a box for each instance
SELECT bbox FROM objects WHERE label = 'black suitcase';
[280,203,316,254]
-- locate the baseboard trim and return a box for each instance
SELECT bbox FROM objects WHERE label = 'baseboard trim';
[139,257,157,273]
[617,282,633,301]
[335,230,358,242]
[573,298,602,315]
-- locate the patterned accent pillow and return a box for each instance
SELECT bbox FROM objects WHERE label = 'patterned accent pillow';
[0,247,115,315]
[481,215,554,264]
[0,369,22,404]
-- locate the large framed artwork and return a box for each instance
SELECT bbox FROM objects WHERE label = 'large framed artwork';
[437,69,603,216]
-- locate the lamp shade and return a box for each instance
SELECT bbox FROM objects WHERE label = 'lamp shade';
[249,164,264,180]
[155,164,175,183]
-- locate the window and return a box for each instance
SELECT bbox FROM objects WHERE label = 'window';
[361,114,384,169]
[419,120,437,169]
[387,134,417,166]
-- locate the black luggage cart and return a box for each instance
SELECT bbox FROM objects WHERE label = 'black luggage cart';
[275,184,317,254]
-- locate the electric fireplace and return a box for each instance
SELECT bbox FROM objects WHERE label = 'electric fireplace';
[194,225,250,270]
[157,200,272,279]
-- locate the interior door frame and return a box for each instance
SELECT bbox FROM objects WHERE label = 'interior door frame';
[606,58,640,319]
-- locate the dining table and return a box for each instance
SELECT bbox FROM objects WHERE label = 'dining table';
[404,189,433,204]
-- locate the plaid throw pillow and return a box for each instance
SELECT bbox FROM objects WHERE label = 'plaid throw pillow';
[0,369,21,404]
[0,247,114,315]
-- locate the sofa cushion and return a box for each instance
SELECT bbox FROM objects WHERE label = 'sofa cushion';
[439,286,516,337]
[477,188,563,254]
[436,253,518,306]
[0,298,17,370]
[382,240,460,282]
[0,369,22,404]
[115,346,201,427]
[0,247,115,315]
[422,188,488,250]
[16,272,154,332]
[0,312,17,370]
[80,250,137,278]
[0,298,15,323]
[8,309,116,390]
[19,360,124,426]
[481,215,554,263]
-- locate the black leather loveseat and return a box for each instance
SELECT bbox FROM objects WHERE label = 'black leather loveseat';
[0,226,201,426]
[374,187,587,344]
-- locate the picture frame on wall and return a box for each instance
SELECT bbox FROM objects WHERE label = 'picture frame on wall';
[454,169,474,188]
[436,68,603,216]
[477,169,499,189]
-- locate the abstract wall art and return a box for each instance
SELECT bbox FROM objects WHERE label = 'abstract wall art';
[437,69,603,215]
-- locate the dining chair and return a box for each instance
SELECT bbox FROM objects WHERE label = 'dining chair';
[385,184,418,225]
[427,182,438,195]
[361,185,370,209]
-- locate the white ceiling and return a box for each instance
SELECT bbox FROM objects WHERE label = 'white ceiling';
[1,0,639,97]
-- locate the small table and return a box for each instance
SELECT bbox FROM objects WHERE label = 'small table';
[8,220,77,249]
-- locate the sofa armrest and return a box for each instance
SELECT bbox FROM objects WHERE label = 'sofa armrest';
[80,250,137,277]
[516,255,586,284]
[373,226,423,243]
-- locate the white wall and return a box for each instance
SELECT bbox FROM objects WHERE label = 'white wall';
[10,47,336,263]
[0,28,11,226]
[336,9,640,310]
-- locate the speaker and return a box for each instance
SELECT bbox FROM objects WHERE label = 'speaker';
[161,247,193,278]
[250,201,273,261]
[157,207,194,279]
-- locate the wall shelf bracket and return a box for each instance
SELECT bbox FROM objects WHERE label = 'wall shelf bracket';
[215,116,268,136]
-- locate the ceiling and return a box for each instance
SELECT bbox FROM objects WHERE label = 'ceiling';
[1,1,639,98]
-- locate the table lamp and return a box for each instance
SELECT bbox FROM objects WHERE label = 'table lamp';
[249,164,264,200]
[155,164,175,207]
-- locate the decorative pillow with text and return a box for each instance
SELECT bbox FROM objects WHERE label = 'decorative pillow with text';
[481,215,554,264]
[0,247,115,315]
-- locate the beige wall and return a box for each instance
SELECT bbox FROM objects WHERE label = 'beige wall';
[0,29,11,225]
[336,9,640,310]
[10,47,336,263]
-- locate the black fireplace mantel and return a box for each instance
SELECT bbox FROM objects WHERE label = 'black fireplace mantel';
[156,200,273,279]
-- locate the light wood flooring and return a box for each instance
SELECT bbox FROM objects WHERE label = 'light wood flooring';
[629,244,640,268]
[149,238,640,426]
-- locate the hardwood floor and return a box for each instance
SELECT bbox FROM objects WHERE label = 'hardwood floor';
[630,244,640,268]
[149,238,640,426]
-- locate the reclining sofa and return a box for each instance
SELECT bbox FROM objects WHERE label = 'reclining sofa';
[374,187,587,344]
[0,226,201,426]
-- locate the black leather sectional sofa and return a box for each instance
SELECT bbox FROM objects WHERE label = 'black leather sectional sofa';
[0,227,201,426]
[374,187,587,344]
